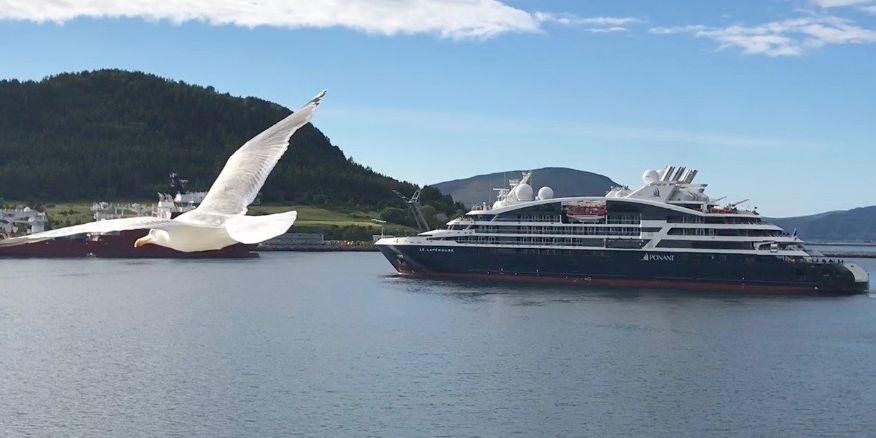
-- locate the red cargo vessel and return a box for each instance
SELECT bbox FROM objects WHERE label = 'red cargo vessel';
[0,230,257,258]
[0,173,258,258]
[87,230,257,258]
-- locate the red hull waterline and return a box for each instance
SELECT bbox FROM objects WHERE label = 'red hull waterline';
[394,270,869,295]
[0,238,89,257]
[0,230,257,259]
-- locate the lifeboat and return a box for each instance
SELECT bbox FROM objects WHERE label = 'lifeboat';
[564,202,607,222]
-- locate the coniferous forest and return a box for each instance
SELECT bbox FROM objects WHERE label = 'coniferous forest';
[0,70,464,221]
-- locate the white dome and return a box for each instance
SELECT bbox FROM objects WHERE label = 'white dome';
[514,183,533,201]
[537,186,554,200]
[642,169,660,184]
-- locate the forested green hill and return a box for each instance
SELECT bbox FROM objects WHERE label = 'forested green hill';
[0,70,462,221]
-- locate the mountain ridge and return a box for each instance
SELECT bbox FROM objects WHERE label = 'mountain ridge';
[769,206,876,242]
[433,167,619,207]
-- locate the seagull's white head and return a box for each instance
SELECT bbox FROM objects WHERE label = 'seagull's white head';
[134,229,170,248]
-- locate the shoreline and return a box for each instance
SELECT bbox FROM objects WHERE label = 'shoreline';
[821,252,876,259]
[807,242,876,247]
[258,245,378,252]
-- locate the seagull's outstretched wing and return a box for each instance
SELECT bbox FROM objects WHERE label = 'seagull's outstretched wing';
[196,91,326,216]
[0,217,178,248]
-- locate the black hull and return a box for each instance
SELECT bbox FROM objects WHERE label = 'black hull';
[379,245,869,294]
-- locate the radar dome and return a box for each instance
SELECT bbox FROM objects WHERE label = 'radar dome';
[514,183,533,201]
[642,169,660,184]
[537,186,554,200]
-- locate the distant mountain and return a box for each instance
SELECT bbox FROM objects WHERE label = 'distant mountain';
[433,167,619,207]
[770,206,876,242]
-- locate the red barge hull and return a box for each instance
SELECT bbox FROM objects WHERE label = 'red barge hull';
[0,230,257,258]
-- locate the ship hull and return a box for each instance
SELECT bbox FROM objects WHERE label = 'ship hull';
[0,237,89,257]
[378,244,869,294]
[0,230,256,258]
[87,230,257,258]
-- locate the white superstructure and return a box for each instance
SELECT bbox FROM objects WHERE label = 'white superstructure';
[0,207,46,237]
[380,165,807,257]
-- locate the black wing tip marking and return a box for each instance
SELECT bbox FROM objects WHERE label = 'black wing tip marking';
[309,90,327,106]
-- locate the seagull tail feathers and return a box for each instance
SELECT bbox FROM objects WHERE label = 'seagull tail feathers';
[225,210,298,244]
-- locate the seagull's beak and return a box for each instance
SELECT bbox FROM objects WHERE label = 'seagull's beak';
[134,235,154,248]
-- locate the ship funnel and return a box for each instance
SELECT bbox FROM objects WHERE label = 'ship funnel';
[673,166,686,182]
[661,166,675,182]
[683,169,698,184]
[659,165,671,179]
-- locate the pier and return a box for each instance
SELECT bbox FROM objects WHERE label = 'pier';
[258,232,378,252]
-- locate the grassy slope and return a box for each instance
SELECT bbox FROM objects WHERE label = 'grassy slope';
[249,204,415,236]
[22,202,416,237]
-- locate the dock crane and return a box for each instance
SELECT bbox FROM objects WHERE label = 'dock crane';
[393,190,430,232]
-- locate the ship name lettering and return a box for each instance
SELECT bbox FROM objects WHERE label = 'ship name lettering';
[643,253,674,262]
[420,247,454,253]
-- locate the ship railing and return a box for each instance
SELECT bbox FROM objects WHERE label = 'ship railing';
[494,216,562,223]
[809,257,845,265]
[606,215,642,225]
[470,225,640,236]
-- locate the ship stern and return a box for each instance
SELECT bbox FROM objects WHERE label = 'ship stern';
[844,262,870,294]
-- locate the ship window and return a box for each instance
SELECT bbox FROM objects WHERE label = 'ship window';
[667,215,704,224]
[656,240,755,250]
[606,239,648,249]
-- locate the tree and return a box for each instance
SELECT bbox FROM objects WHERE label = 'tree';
[0,69,464,220]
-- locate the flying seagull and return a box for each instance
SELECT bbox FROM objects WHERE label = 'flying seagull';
[0,91,326,252]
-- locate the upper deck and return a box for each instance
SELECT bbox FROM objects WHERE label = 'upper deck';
[467,165,759,218]
[411,166,807,256]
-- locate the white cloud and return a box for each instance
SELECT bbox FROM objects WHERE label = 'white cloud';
[534,13,640,27]
[810,0,876,14]
[650,16,876,56]
[811,0,872,7]
[649,25,706,35]
[0,0,542,39]
[0,0,643,40]
[535,12,641,32]
[584,27,628,34]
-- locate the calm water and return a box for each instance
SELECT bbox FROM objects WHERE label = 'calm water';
[1,252,875,437]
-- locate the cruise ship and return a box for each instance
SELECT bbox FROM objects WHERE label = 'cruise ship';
[376,166,870,294]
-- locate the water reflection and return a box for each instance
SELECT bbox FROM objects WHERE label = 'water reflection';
[0,252,874,437]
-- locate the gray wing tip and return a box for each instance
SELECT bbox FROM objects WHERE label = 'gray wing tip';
[309,90,327,106]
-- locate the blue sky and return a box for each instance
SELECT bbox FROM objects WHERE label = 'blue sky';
[1,0,875,216]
